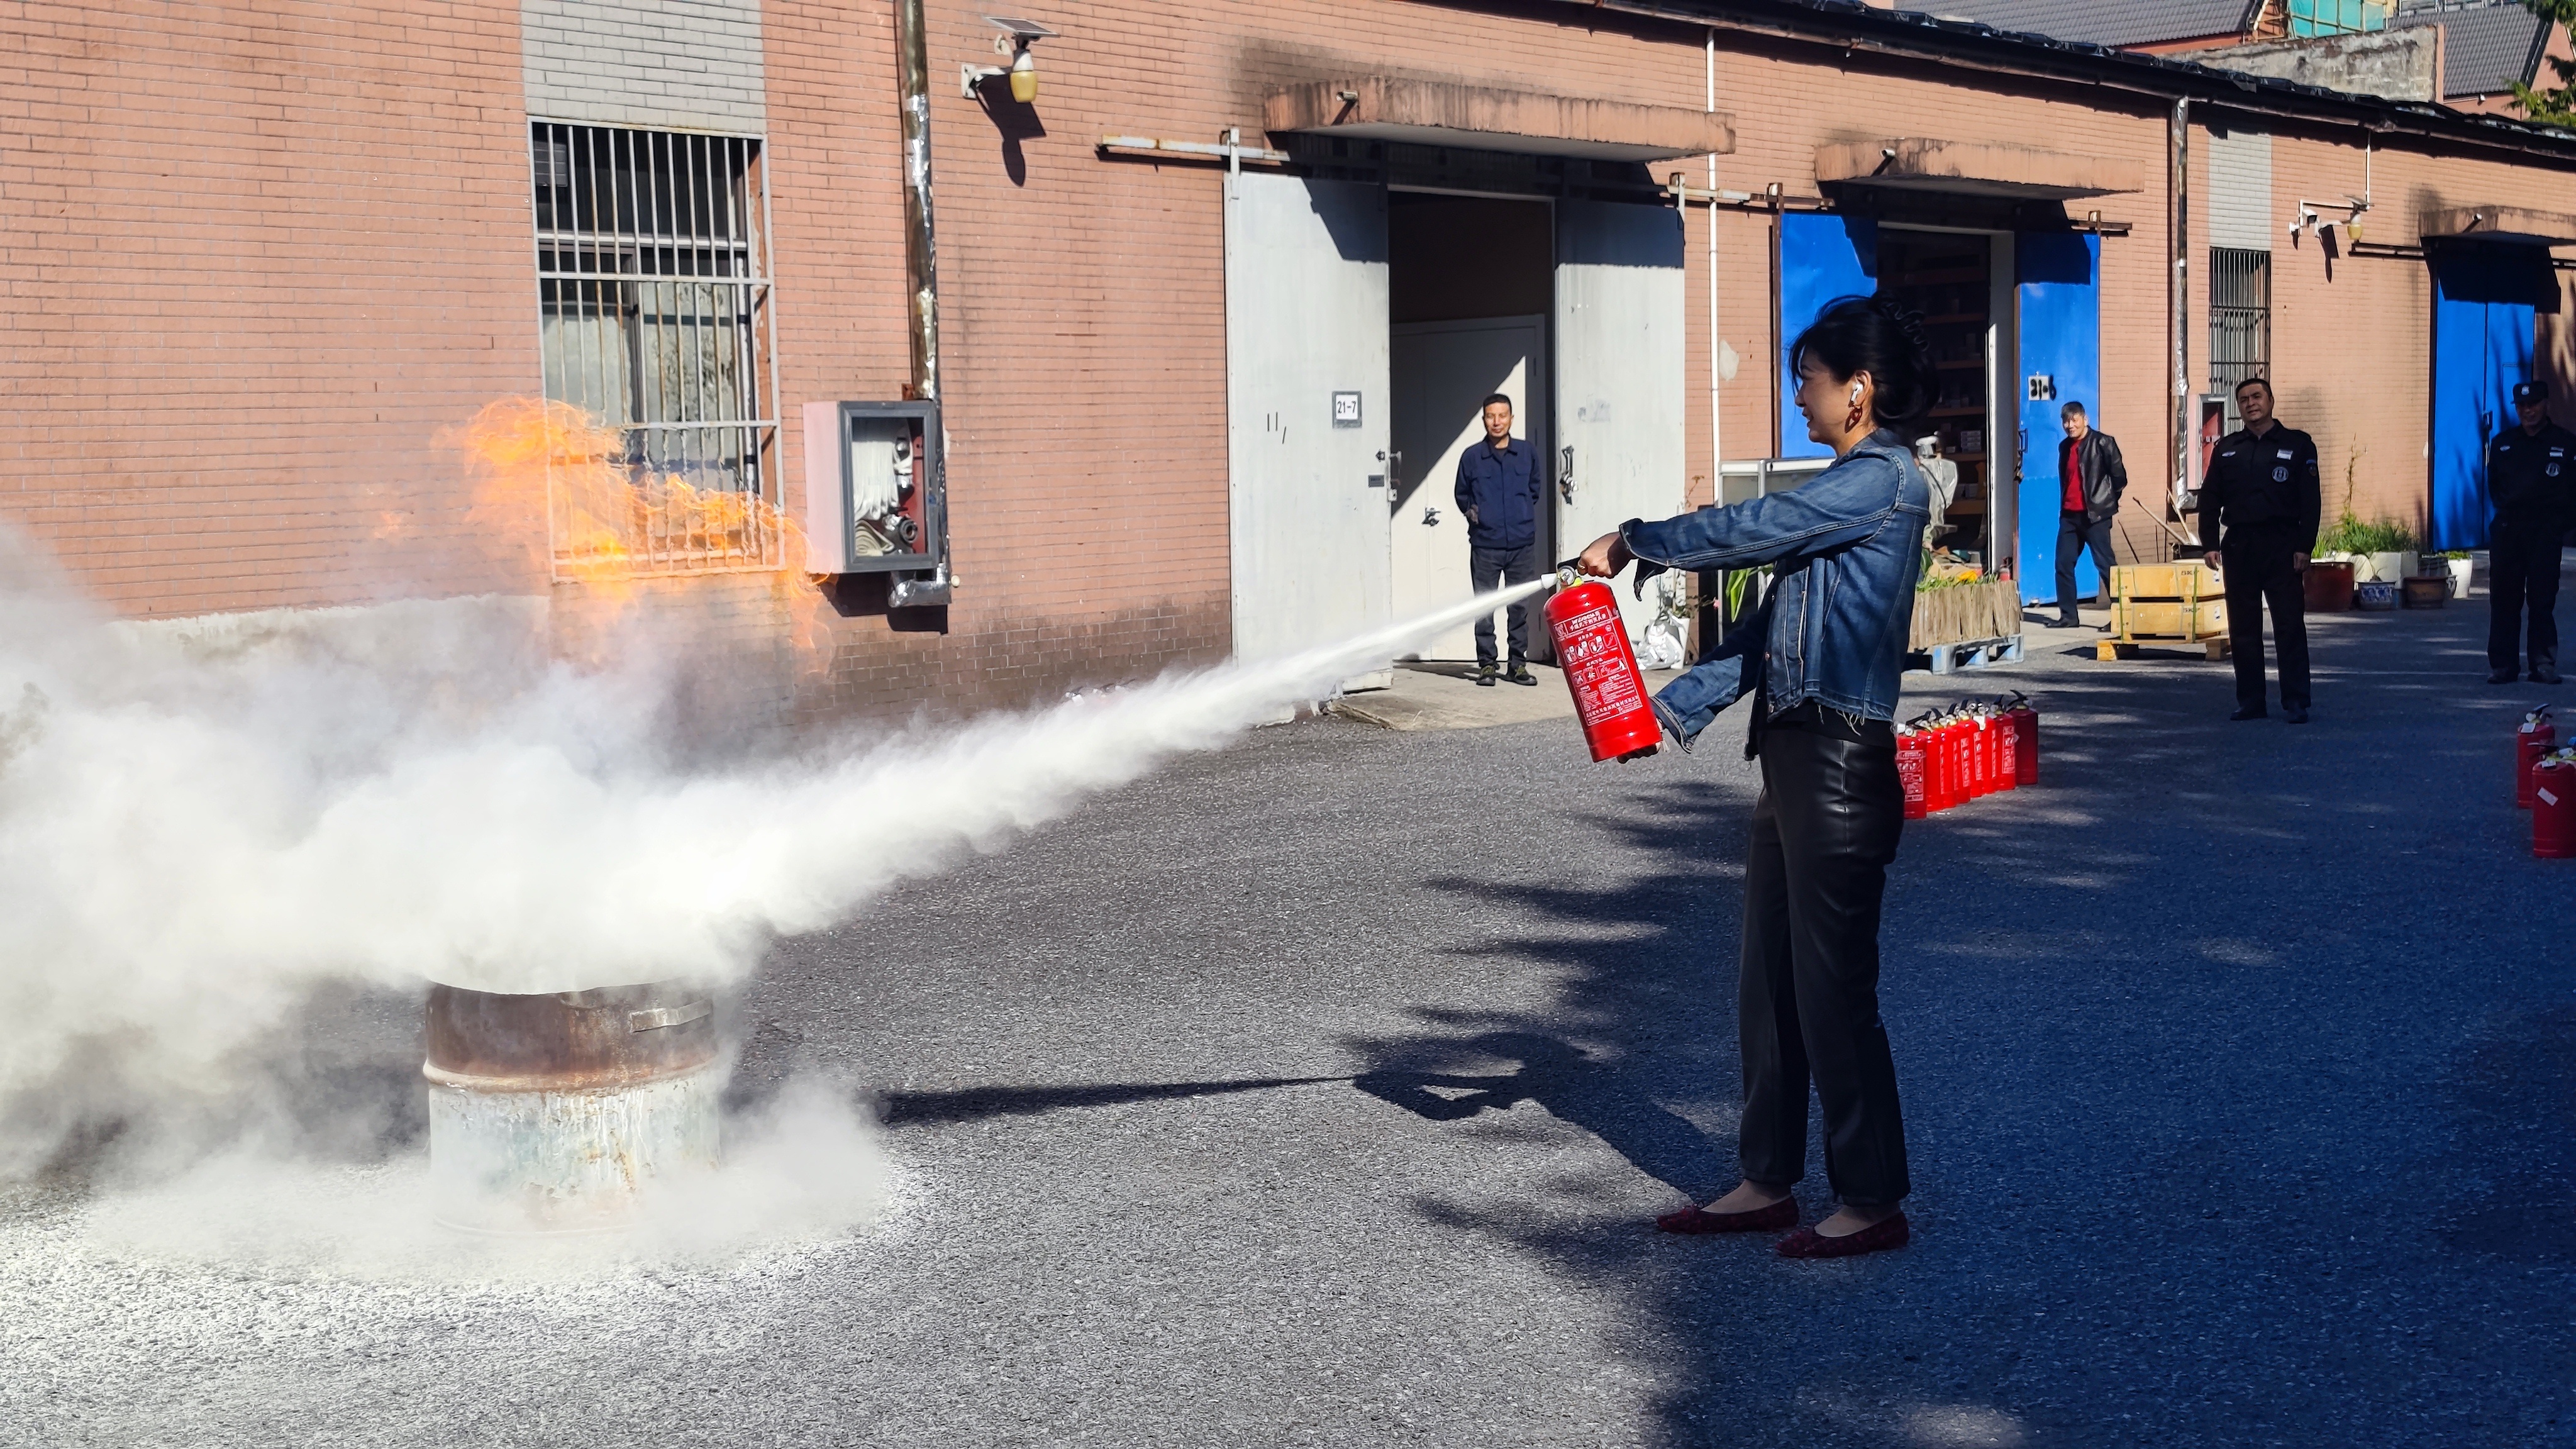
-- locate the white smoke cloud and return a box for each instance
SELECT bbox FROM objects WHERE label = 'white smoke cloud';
[0,525,1550,1184]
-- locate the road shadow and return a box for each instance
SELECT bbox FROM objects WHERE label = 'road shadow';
[1335,597,2576,1445]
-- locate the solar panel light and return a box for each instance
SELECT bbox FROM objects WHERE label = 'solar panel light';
[962,15,1056,103]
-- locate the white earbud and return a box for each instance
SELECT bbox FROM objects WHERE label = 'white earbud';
[1849,382,1863,404]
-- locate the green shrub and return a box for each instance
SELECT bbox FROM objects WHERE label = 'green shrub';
[2318,513,2418,555]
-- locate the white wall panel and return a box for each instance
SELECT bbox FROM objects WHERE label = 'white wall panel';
[1225,175,1392,679]
[1555,200,1686,643]
[2206,128,2275,253]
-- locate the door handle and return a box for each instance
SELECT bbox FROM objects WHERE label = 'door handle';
[1422,506,1441,526]
[1559,445,1575,502]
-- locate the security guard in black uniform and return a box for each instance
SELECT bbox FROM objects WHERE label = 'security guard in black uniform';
[2484,379,2575,686]
[2199,376,2322,723]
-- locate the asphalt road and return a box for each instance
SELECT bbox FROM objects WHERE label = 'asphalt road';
[9,587,2575,1448]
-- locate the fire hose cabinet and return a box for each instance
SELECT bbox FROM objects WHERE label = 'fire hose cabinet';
[803,399,949,604]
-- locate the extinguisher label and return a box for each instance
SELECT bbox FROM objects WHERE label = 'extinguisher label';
[2543,790,2561,807]
[1897,749,1923,801]
[1560,604,1644,724]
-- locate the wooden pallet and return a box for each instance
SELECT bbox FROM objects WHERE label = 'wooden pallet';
[1925,635,2025,674]
[2097,635,2231,661]
[2102,562,2228,662]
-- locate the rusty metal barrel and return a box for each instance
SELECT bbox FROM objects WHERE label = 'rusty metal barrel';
[424,980,721,1233]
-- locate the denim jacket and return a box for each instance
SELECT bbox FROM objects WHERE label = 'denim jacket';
[1621,430,1929,730]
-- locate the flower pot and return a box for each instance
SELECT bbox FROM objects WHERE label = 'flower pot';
[2448,557,2476,597]
[2303,558,2355,611]
[2401,575,2448,609]
[2355,580,2399,611]
[2355,550,2417,584]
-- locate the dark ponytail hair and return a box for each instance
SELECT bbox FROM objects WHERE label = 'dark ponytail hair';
[1789,293,1938,433]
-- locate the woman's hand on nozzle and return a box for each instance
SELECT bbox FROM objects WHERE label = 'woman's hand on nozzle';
[1576,531,1632,579]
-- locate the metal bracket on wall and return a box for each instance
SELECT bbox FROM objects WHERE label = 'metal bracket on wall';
[1097,131,1291,200]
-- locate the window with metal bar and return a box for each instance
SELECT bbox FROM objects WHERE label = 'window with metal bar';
[2209,248,2272,430]
[2288,0,2389,35]
[531,121,780,574]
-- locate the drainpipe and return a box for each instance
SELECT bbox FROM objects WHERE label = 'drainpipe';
[891,0,953,606]
[2169,96,2190,548]
[1707,30,1721,492]
[896,0,941,401]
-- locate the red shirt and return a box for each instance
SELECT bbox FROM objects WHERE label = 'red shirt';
[2062,438,2085,513]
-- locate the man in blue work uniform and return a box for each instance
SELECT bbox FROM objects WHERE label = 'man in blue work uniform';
[2484,379,2575,686]
[1454,391,1545,686]
[2199,377,2321,723]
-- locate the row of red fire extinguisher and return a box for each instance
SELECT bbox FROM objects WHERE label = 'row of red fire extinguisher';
[2516,706,2575,858]
[1897,694,2040,820]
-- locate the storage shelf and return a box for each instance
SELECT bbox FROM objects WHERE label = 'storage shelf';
[1928,405,1987,418]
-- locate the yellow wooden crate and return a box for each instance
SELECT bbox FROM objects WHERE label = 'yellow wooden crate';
[2111,599,2226,638]
[2111,562,2219,600]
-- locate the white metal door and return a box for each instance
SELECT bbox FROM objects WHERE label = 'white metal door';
[1390,316,1546,661]
[1226,174,1392,683]
[1555,199,1685,642]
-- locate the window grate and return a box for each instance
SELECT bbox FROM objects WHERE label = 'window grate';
[2209,247,2272,431]
[530,121,780,574]
[2288,0,2389,35]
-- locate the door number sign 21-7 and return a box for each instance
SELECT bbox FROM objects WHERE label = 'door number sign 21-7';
[1331,391,1362,427]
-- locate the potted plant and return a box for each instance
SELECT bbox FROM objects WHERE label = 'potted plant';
[2436,549,2475,598]
[2317,512,2418,585]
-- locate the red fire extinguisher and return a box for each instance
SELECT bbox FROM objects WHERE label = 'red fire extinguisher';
[1970,707,1997,799]
[2535,752,2576,858]
[1951,709,1976,804]
[1989,696,2009,789]
[1545,573,1662,763]
[1896,722,1928,820]
[1938,711,1964,811]
[2004,692,2039,787]
[2518,706,2556,809]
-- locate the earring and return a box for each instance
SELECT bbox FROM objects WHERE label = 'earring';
[1845,403,1864,431]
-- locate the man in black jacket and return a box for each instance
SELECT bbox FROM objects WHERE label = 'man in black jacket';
[1454,392,1546,686]
[2200,377,2323,723]
[2485,379,2575,686]
[2051,401,2127,628]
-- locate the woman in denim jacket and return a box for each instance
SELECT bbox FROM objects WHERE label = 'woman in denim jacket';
[1575,294,1933,1259]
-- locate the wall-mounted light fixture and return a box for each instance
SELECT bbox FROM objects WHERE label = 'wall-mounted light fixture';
[962,15,1056,101]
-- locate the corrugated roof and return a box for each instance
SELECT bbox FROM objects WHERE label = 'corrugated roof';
[1921,0,2262,48]
[2391,3,2551,97]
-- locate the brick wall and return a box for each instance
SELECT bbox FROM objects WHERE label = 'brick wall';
[14,0,2576,716]
[0,0,541,615]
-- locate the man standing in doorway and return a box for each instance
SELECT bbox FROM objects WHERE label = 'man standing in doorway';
[1455,391,1545,686]
[2052,401,2127,628]
[2484,380,2574,686]
[2201,377,2321,723]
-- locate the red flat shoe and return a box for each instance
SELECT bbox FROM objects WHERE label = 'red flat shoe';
[1774,1211,1909,1258]
[1655,1198,1797,1235]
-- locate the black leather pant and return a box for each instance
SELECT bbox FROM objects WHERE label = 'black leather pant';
[2222,521,2311,711]
[1738,704,1911,1207]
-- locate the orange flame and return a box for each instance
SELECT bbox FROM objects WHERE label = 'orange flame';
[440,397,838,675]
[447,397,796,581]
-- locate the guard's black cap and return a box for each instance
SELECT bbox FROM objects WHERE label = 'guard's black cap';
[2514,380,2550,404]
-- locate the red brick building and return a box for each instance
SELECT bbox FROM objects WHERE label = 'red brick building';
[8,0,2576,722]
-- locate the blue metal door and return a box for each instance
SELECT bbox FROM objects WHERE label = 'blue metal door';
[2429,245,2552,550]
[2015,233,2101,605]
[1777,213,1877,460]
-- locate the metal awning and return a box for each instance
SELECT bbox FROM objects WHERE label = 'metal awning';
[1814,138,2145,201]
[1263,78,1733,163]
[2421,205,2576,246]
